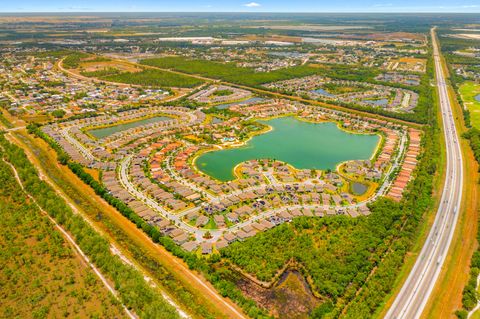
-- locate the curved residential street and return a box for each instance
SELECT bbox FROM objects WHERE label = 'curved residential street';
[385,27,464,319]
[117,129,407,242]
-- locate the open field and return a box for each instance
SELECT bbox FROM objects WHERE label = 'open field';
[451,33,480,40]
[61,53,205,88]
[459,82,480,128]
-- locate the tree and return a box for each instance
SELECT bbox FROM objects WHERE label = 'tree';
[51,109,66,118]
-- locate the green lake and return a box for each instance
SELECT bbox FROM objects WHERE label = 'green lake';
[89,116,171,139]
[196,117,380,181]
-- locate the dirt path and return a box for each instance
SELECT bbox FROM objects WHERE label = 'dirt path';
[7,129,247,319]
[57,57,204,101]
[1,157,136,319]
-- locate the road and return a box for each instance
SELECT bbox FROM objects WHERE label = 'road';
[61,127,97,162]
[385,27,464,319]
[135,57,423,129]
[117,129,406,242]
[2,158,136,319]
[9,130,247,319]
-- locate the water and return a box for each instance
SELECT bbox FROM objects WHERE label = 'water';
[269,52,306,58]
[212,117,224,124]
[196,117,379,181]
[214,97,265,109]
[351,182,368,195]
[362,98,388,106]
[89,116,171,139]
[405,79,420,86]
[311,88,335,97]
[475,94,480,102]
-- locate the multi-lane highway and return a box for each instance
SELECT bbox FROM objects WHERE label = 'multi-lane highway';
[385,27,464,319]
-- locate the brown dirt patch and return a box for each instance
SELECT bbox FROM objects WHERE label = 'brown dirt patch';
[237,270,322,318]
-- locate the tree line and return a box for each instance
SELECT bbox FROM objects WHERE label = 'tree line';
[0,133,180,319]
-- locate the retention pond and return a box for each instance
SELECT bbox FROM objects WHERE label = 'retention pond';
[88,116,171,139]
[196,117,380,181]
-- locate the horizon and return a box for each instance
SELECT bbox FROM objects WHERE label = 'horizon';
[2,0,480,14]
[1,11,480,13]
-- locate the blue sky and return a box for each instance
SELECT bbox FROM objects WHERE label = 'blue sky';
[3,0,480,13]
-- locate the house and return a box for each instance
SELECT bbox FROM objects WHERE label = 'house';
[173,233,189,245]
[201,242,213,255]
[214,215,226,227]
[216,239,228,250]
[278,210,293,221]
[226,212,239,223]
[224,232,237,243]
[236,230,249,241]
[181,241,199,252]
[196,215,209,227]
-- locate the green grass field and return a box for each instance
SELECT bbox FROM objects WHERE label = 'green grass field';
[459,81,480,128]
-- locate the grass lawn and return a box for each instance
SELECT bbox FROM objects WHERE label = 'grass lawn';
[472,308,480,319]
[459,81,480,128]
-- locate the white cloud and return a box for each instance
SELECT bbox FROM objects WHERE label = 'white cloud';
[462,4,479,7]
[243,2,261,7]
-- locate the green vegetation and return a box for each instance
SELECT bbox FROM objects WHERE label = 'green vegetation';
[141,55,433,124]
[0,133,180,319]
[220,65,439,317]
[141,56,319,87]
[0,156,125,319]
[459,82,480,128]
[203,106,245,118]
[322,82,367,94]
[459,128,480,315]
[81,67,121,78]
[27,124,267,318]
[24,126,225,319]
[62,52,91,69]
[0,113,13,128]
[29,83,438,318]
[51,109,66,118]
[441,33,480,318]
[212,89,234,96]
[28,50,73,59]
[102,69,204,88]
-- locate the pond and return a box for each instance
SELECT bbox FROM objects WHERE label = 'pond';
[88,116,171,139]
[405,79,420,86]
[362,98,389,106]
[195,117,380,181]
[214,97,265,109]
[211,117,224,124]
[351,182,368,195]
[311,88,335,97]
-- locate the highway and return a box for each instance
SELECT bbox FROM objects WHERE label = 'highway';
[385,27,464,319]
